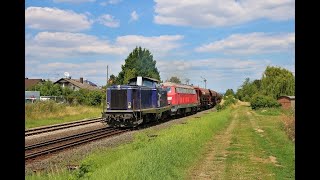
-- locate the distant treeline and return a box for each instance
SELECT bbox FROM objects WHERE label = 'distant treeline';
[224,66,295,109]
[27,81,105,106]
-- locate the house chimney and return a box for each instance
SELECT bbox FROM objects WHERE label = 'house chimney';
[80,77,83,83]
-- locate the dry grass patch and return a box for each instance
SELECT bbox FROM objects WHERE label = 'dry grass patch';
[281,114,295,142]
[25,101,102,128]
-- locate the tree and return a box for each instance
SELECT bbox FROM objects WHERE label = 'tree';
[27,80,63,96]
[168,76,181,84]
[236,66,295,102]
[225,89,235,97]
[116,47,161,84]
[236,78,260,102]
[261,66,295,99]
[108,74,117,86]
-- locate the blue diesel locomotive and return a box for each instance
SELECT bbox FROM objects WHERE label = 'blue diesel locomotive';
[102,76,171,127]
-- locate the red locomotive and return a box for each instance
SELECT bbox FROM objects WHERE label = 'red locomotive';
[162,82,198,116]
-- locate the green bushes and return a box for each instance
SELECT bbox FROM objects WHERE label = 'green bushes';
[250,94,281,109]
[216,104,223,111]
[224,95,237,106]
[27,80,105,106]
[236,66,295,102]
[217,95,237,111]
[86,90,104,106]
[65,89,104,106]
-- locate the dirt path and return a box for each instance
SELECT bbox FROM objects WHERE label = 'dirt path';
[188,102,295,180]
[188,107,239,179]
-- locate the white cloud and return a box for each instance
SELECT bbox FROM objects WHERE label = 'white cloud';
[26,33,185,85]
[25,7,92,32]
[97,14,120,28]
[157,58,271,90]
[130,11,139,22]
[26,32,127,58]
[26,56,293,92]
[154,0,295,27]
[100,0,122,6]
[196,32,295,54]
[116,35,184,57]
[108,0,122,4]
[26,32,182,59]
[26,60,123,86]
[53,0,95,3]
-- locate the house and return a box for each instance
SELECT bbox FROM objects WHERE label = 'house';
[54,77,99,91]
[277,96,295,109]
[25,78,45,89]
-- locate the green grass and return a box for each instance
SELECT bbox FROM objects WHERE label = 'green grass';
[26,108,232,180]
[25,103,294,179]
[25,101,102,129]
[224,106,295,179]
[255,107,282,116]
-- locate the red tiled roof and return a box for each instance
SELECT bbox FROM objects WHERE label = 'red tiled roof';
[25,78,44,89]
[54,78,100,91]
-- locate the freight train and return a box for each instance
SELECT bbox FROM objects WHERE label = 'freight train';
[102,76,221,128]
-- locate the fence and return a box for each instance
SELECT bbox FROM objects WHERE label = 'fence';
[25,91,40,103]
[25,96,66,103]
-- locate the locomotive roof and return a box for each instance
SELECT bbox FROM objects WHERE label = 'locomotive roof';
[161,82,195,89]
[199,87,210,94]
[128,76,160,83]
[209,89,218,96]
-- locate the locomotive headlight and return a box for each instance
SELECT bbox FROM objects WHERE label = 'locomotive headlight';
[107,102,110,108]
[128,102,132,109]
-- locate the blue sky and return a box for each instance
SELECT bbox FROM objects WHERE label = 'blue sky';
[25,0,295,93]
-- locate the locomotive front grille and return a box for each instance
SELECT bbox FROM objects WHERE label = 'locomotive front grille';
[111,89,127,109]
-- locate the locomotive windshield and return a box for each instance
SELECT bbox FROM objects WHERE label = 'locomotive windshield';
[166,87,171,93]
[142,80,153,87]
[128,81,136,85]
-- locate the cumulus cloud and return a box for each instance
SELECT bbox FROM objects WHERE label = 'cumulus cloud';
[100,0,122,6]
[97,14,120,28]
[53,0,95,3]
[158,58,269,76]
[116,35,184,57]
[157,58,272,90]
[25,7,92,32]
[196,32,295,54]
[26,32,183,59]
[130,11,139,22]
[26,32,127,58]
[154,0,295,27]
[26,60,123,86]
[26,56,292,92]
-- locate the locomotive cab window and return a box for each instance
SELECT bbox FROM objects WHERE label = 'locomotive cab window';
[142,79,153,88]
[166,87,171,93]
[128,81,137,85]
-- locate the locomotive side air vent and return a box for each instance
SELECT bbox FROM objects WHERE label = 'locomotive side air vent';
[111,89,127,109]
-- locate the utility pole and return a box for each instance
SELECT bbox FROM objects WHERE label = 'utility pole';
[103,65,109,114]
[106,65,109,87]
[201,76,207,89]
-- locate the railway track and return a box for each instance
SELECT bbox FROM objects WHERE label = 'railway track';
[25,117,104,136]
[25,127,130,160]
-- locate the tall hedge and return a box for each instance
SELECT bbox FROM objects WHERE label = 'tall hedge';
[250,95,281,109]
